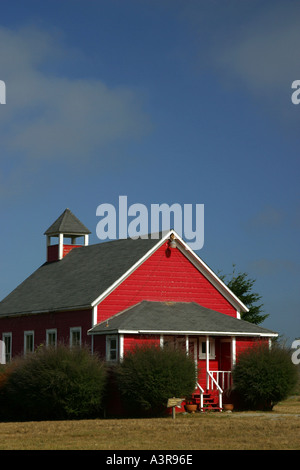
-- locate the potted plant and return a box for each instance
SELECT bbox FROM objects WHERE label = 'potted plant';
[223,387,234,411]
[184,397,197,413]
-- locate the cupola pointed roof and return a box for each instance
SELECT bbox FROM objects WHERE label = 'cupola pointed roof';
[44,208,91,236]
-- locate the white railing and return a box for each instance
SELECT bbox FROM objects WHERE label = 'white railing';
[196,382,204,410]
[207,371,223,409]
[208,370,232,391]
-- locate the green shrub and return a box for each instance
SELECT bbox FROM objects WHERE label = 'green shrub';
[232,343,298,410]
[116,345,197,416]
[1,345,107,420]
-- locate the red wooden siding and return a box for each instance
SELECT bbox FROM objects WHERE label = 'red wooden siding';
[123,334,160,353]
[236,337,269,361]
[47,244,81,262]
[63,244,81,258]
[97,243,236,323]
[47,244,59,262]
[93,335,106,359]
[0,309,92,356]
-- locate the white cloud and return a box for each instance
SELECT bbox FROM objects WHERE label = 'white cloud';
[0,26,151,166]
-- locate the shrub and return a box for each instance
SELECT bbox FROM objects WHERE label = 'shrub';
[116,345,197,416]
[1,345,107,420]
[232,343,298,410]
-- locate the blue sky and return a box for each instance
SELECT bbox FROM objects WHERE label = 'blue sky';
[0,0,299,345]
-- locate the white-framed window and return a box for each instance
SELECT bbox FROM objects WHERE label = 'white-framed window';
[46,329,57,347]
[70,327,81,347]
[2,333,12,363]
[106,335,118,362]
[24,331,34,355]
[199,338,215,359]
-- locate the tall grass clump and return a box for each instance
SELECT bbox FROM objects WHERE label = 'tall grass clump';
[232,343,298,410]
[0,345,106,420]
[116,345,197,416]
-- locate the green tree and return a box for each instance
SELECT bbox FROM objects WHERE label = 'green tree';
[220,265,268,325]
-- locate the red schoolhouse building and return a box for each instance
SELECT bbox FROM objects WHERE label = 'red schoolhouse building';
[0,209,277,410]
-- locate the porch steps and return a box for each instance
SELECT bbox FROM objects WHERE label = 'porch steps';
[192,390,222,412]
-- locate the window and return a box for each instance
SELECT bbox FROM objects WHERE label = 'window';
[2,333,12,363]
[46,329,57,347]
[106,335,118,362]
[70,327,81,347]
[199,338,215,359]
[24,331,34,355]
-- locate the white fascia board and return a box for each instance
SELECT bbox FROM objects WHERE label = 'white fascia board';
[136,330,277,337]
[91,231,173,308]
[88,328,278,338]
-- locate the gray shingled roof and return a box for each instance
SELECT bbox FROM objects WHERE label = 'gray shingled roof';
[0,237,159,316]
[88,301,277,337]
[44,208,91,236]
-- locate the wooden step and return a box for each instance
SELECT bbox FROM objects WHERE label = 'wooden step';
[191,389,222,412]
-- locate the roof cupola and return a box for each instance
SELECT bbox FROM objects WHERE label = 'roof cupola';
[44,208,91,262]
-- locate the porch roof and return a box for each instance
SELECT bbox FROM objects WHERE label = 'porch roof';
[88,301,277,337]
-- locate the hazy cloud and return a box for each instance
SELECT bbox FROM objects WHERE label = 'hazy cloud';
[0,26,151,165]
[244,205,285,230]
[209,2,300,99]
[249,258,299,276]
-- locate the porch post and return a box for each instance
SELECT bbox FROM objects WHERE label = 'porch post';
[206,335,210,390]
[185,335,189,355]
[91,334,94,355]
[119,334,124,362]
[231,337,236,388]
[231,336,236,367]
[160,335,164,348]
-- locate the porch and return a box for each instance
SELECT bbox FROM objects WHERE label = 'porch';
[161,334,235,411]
[89,300,277,413]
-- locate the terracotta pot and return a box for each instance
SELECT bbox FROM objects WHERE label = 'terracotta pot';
[185,404,197,413]
[223,403,234,411]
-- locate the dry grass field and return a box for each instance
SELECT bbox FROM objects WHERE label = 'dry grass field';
[0,397,299,450]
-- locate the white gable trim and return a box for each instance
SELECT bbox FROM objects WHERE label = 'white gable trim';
[91,230,248,314]
[173,234,249,313]
[91,231,172,308]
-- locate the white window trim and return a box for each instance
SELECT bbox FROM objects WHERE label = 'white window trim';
[106,335,118,362]
[199,337,215,360]
[24,330,34,355]
[2,332,12,363]
[46,328,57,347]
[70,327,82,347]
